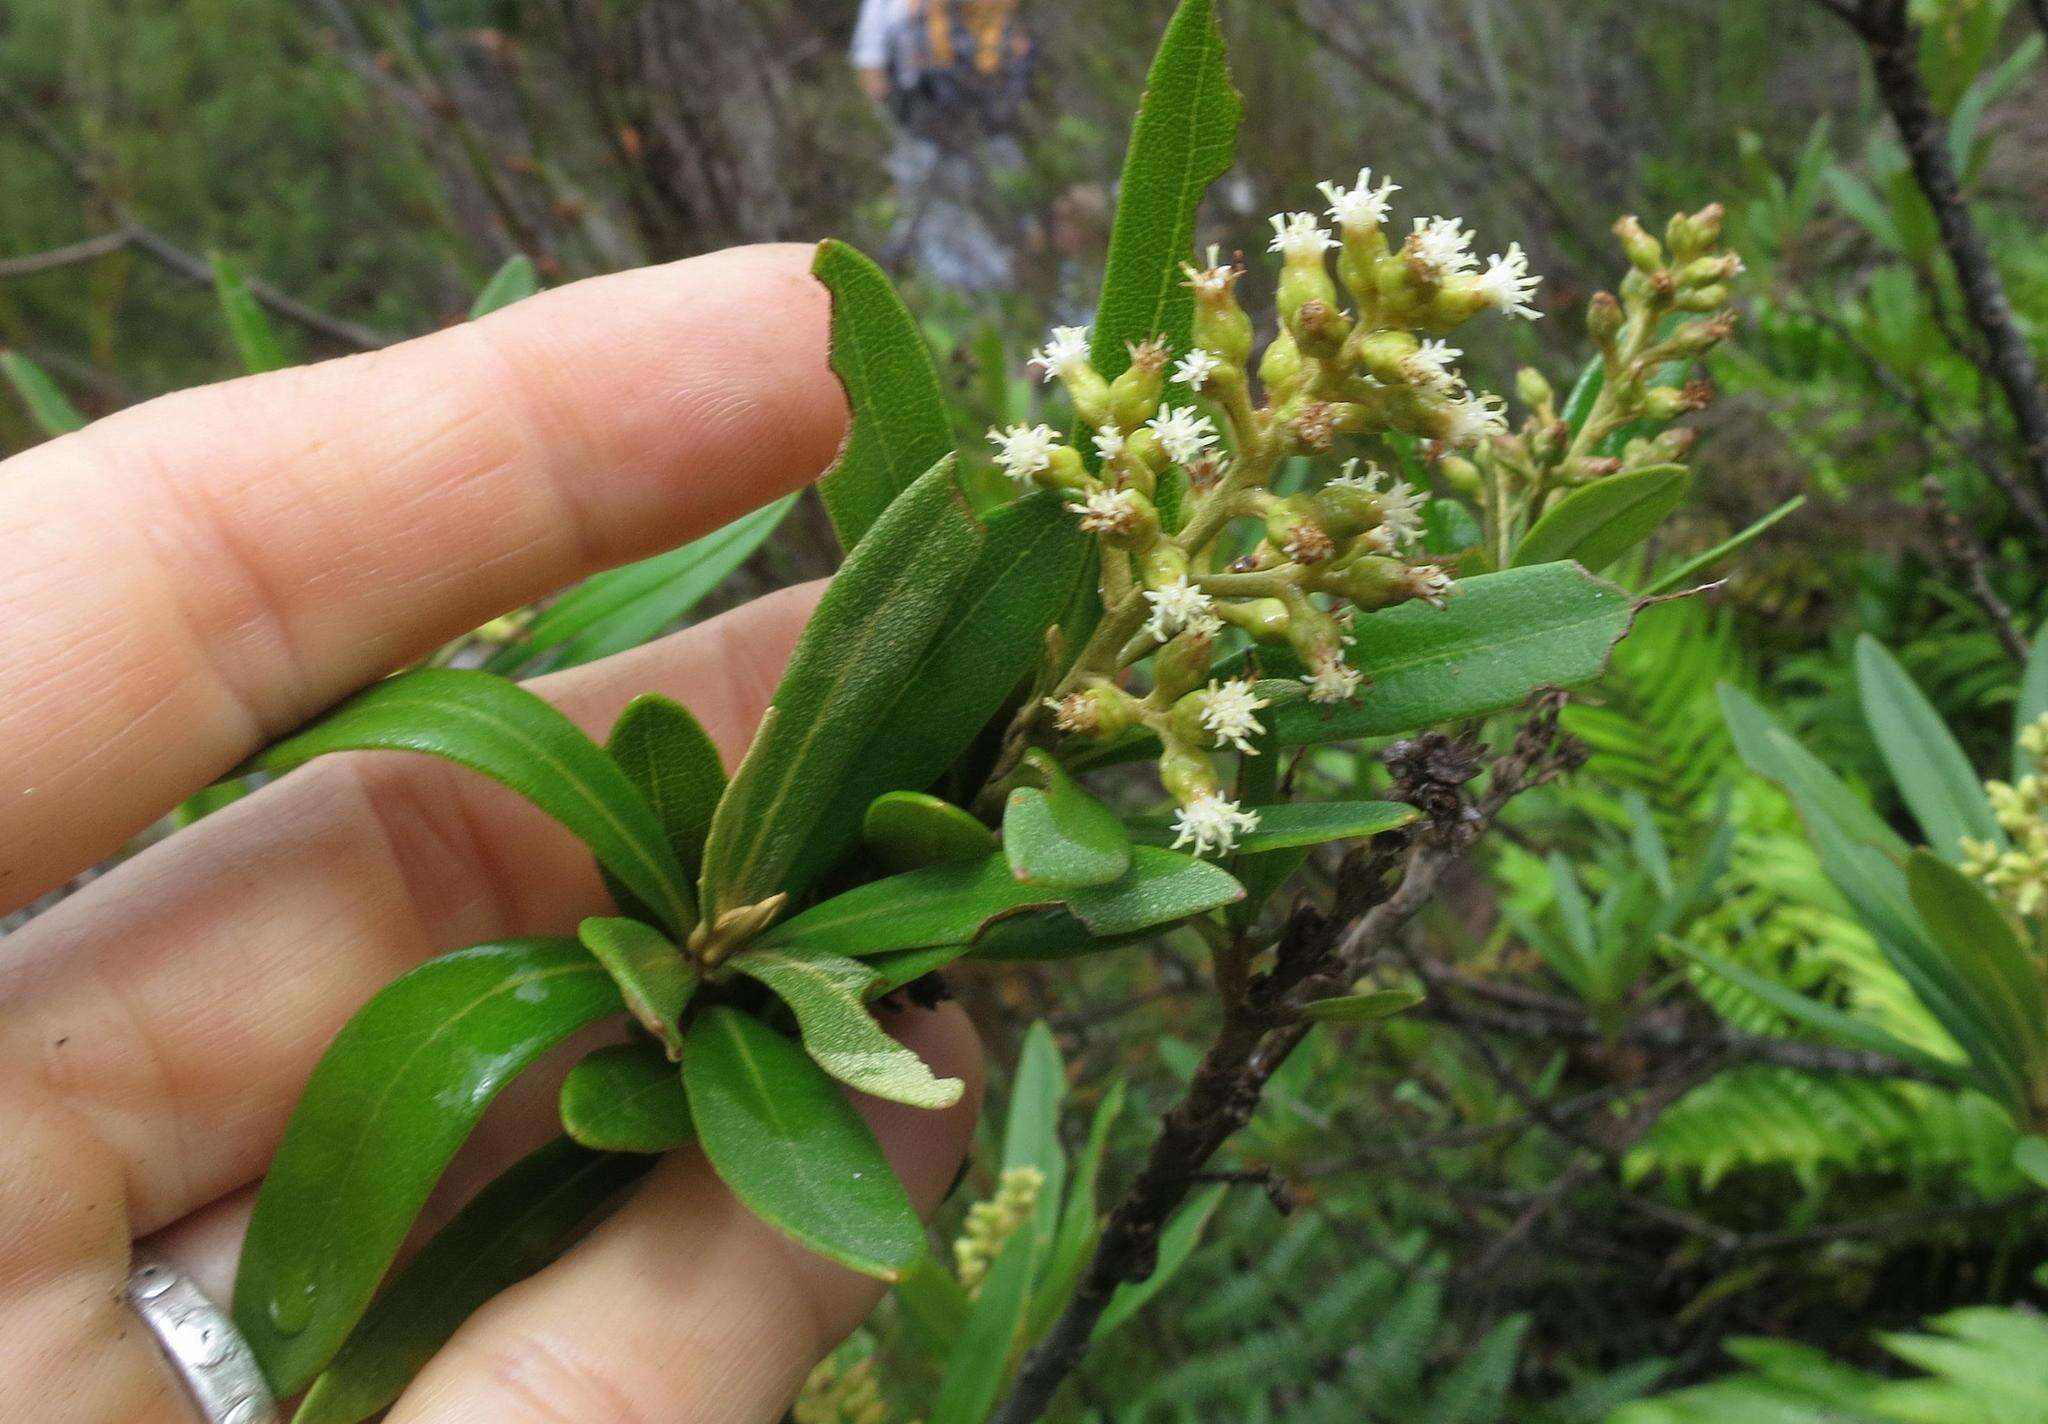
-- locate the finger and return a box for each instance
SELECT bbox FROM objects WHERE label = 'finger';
[388,1003,982,1424]
[0,242,844,909]
[0,582,822,1235]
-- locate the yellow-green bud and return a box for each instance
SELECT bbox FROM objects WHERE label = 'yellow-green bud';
[1061,364,1113,428]
[1661,313,1737,358]
[1642,385,1700,421]
[1515,366,1555,412]
[1277,253,1340,328]
[1587,291,1626,348]
[1154,626,1217,700]
[1675,284,1729,312]
[1041,445,1090,492]
[1215,597,1291,642]
[1310,481,1385,539]
[1125,426,1167,475]
[1289,299,1353,360]
[1284,594,1346,669]
[1265,496,1338,564]
[1111,339,1169,429]
[1159,741,1220,804]
[1141,543,1189,588]
[1614,214,1664,274]
[1437,454,1482,496]
[1046,685,1139,742]
[1666,202,1725,262]
[1351,328,1417,386]
[1258,328,1305,402]
[1193,287,1255,370]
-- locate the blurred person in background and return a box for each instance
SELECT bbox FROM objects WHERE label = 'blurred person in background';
[850,0,1036,291]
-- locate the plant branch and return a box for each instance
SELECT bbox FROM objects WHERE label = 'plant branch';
[1920,473,2030,661]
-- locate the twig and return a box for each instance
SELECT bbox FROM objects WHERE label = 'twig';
[1826,0,2048,507]
[0,79,395,352]
[1920,473,2030,661]
[0,229,133,278]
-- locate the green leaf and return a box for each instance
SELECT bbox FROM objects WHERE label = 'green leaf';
[866,942,976,997]
[1004,1021,1069,1253]
[1422,498,1483,558]
[728,947,965,1109]
[1669,937,1973,1086]
[964,910,1152,962]
[2014,620,2048,782]
[1559,353,1604,437]
[252,668,695,933]
[1131,800,1418,853]
[812,240,956,550]
[607,694,725,874]
[292,1139,650,1424]
[1004,749,1132,889]
[2014,1136,2048,1190]
[1512,465,1691,571]
[1906,850,2046,1069]
[756,848,1243,957]
[234,940,626,1395]
[1718,683,1906,859]
[1856,635,2003,861]
[1226,564,1634,748]
[700,459,984,920]
[1303,988,1425,1023]
[783,490,1089,894]
[931,1228,1036,1424]
[211,250,287,374]
[1,349,87,434]
[469,254,540,318]
[1088,0,1243,379]
[577,917,696,1058]
[682,1007,926,1281]
[1642,495,1806,597]
[1033,1078,1126,1340]
[484,495,797,675]
[865,791,1000,872]
[558,1043,695,1153]
[1094,1184,1227,1339]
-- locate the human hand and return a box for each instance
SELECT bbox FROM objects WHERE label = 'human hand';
[0,244,982,1423]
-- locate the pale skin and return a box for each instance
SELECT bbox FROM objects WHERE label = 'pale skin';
[0,244,983,1422]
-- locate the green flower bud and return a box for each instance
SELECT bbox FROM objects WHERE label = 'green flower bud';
[1277,252,1341,328]
[1159,741,1220,804]
[1642,384,1703,421]
[1061,363,1113,429]
[1666,202,1725,262]
[1154,625,1217,701]
[1289,299,1353,360]
[1187,263,1256,369]
[1258,328,1305,402]
[1141,542,1190,589]
[1041,444,1090,492]
[1265,495,1339,564]
[1045,685,1140,742]
[1315,556,1455,611]
[1351,328,1418,386]
[1437,454,1482,496]
[1111,338,1169,429]
[1613,214,1664,274]
[1674,284,1729,312]
[1283,593,1347,669]
[1125,426,1167,475]
[1587,291,1626,348]
[1515,366,1555,412]
[1215,596,1291,642]
[1311,481,1385,539]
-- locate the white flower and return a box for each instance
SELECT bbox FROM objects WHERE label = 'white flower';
[1181,244,1236,298]
[1405,563,1456,607]
[1408,215,1478,277]
[1330,459,1424,551]
[1402,338,1464,393]
[1325,456,1382,493]
[987,423,1063,483]
[1142,575,1220,642]
[1302,655,1364,705]
[1443,392,1508,448]
[1145,406,1221,466]
[1069,487,1141,536]
[1197,678,1269,754]
[1029,325,1092,382]
[1092,423,1127,462]
[1474,243,1543,319]
[1319,167,1400,230]
[1171,792,1262,859]
[1267,211,1338,260]
[1172,347,1223,392]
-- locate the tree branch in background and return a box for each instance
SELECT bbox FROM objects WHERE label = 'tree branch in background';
[991,699,1582,1424]
[1828,0,2048,507]
[0,78,395,353]
[1921,473,2031,660]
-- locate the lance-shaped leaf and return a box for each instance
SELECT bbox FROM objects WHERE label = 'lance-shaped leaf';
[560,1042,695,1153]
[1642,494,1805,597]
[813,240,956,550]
[211,251,287,374]
[1005,1020,1070,1253]
[1906,850,2046,1070]
[966,909,1154,962]
[682,1007,927,1281]
[1856,635,2004,861]
[782,490,1088,894]
[1,349,87,435]
[291,1139,650,1424]
[577,917,696,1059]
[1005,749,1131,888]
[1088,0,1242,379]
[234,940,626,1395]
[728,946,964,1109]
[1303,987,1426,1023]
[484,495,798,676]
[1189,564,1633,749]
[468,254,540,318]
[931,1229,1037,1424]
[866,943,976,998]
[1093,1184,1228,1339]
[1131,800,1418,853]
[251,668,695,933]
[755,848,1243,958]
[1032,1078,1127,1340]
[1512,465,1691,571]
[607,694,726,874]
[865,791,1000,872]
[700,459,984,921]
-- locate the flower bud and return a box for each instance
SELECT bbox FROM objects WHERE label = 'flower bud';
[1268,497,1339,563]
[1124,425,1167,476]
[1140,542,1190,589]
[1061,363,1113,428]
[1351,328,1418,386]
[1661,312,1738,358]
[1646,425,1700,461]
[1284,595,1347,669]
[1642,384,1705,421]
[1437,454,1482,496]
[1154,625,1217,700]
[1289,299,1353,360]
[1667,202,1725,261]
[1675,284,1729,312]
[1515,366,1555,413]
[1159,741,1220,804]
[1041,444,1090,492]
[1111,339,1169,429]
[1045,685,1141,742]
[1276,251,1340,328]
[1258,328,1305,402]
[1587,291,1626,348]
[1613,214,1664,274]
[1676,255,1741,289]
[1189,269,1256,370]
[1216,597,1291,642]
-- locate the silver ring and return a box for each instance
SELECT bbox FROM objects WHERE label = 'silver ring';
[124,1253,281,1424]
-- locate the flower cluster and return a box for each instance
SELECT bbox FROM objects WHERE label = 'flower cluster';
[1962,714,2048,918]
[995,169,1549,854]
[793,1354,891,1424]
[952,1165,1045,1296]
